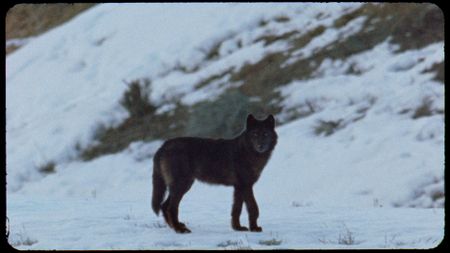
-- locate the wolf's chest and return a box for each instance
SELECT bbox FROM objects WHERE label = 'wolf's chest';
[246,156,270,182]
[235,162,266,185]
[250,165,264,180]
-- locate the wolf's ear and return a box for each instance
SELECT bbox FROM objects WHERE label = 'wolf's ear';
[246,114,257,129]
[265,114,275,129]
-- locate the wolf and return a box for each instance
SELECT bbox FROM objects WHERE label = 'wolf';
[151,114,278,233]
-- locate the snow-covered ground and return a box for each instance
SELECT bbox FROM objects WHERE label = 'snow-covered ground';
[6,3,444,250]
[7,195,444,249]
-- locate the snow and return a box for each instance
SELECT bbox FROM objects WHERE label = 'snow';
[262,114,444,209]
[275,40,444,209]
[7,195,444,249]
[6,3,444,250]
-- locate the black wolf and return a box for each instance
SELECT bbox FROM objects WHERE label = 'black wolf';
[151,114,277,233]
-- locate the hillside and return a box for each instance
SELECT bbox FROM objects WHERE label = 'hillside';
[6,3,444,249]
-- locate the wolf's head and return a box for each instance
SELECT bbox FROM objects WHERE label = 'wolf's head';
[244,114,278,154]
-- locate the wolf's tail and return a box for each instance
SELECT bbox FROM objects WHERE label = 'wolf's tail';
[151,152,166,216]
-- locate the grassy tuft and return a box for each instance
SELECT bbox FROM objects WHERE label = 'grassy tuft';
[217,239,252,250]
[79,79,189,161]
[314,119,344,136]
[38,161,56,174]
[423,61,444,84]
[120,79,156,118]
[259,238,283,246]
[338,227,356,245]
[412,97,442,119]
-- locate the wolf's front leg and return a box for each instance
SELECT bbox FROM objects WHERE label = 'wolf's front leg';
[231,186,249,231]
[243,187,262,232]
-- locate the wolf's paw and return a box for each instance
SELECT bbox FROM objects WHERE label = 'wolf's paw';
[174,226,191,234]
[178,222,187,229]
[232,225,249,231]
[250,226,262,232]
[174,223,191,233]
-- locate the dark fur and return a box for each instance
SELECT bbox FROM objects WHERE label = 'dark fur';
[151,114,277,233]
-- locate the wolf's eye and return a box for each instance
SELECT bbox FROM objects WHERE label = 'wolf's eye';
[252,132,258,137]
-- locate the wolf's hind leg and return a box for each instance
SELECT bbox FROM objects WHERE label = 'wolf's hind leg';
[161,191,189,230]
[167,179,194,233]
[161,196,174,228]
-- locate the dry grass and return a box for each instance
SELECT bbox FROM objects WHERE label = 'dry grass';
[412,97,443,119]
[37,161,56,174]
[217,239,252,250]
[259,238,283,246]
[6,3,95,54]
[338,227,356,245]
[6,3,95,39]
[314,119,344,136]
[423,61,444,83]
[318,225,362,246]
